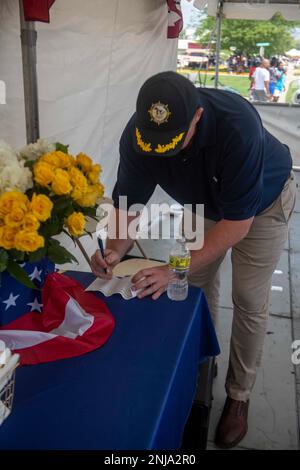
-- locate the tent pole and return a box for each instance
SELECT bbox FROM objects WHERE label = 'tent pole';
[214,0,224,89]
[19,0,40,144]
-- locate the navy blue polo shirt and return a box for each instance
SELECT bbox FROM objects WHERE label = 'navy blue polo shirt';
[112,88,292,221]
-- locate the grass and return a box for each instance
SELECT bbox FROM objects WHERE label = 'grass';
[285,80,299,104]
[178,70,250,97]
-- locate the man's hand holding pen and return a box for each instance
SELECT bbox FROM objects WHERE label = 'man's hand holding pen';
[90,246,121,280]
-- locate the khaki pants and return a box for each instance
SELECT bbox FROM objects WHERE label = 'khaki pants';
[189,172,297,401]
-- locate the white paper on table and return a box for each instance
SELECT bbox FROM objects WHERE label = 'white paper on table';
[86,276,138,300]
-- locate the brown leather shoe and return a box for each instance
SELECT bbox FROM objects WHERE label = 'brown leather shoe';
[214,397,249,449]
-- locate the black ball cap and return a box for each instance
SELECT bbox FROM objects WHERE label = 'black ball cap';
[134,71,199,157]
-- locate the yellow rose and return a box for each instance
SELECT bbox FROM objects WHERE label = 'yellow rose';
[69,167,88,194]
[56,151,74,169]
[14,230,44,252]
[0,191,29,217]
[93,182,104,198]
[75,186,98,207]
[34,161,55,187]
[4,205,27,228]
[52,168,72,196]
[30,193,53,222]
[87,164,101,184]
[39,151,61,167]
[71,188,84,203]
[23,213,40,232]
[76,153,93,172]
[0,226,18,250]
[66,212,85,237]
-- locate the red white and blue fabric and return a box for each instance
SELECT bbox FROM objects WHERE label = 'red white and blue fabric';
[167,0,183,39]
[0,273,115,365]
[22,0,56,22]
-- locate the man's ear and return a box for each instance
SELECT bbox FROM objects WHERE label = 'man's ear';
[195,107,204,124]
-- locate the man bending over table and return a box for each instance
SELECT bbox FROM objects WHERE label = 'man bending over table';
[91,72,296,449]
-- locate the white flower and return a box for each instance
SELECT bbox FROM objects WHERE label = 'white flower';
[0,140,19,169]
[0,140,33,194]
[0,162,33,194]
[18,138,55,161]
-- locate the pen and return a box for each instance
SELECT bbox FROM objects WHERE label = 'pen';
[97,236,107,274]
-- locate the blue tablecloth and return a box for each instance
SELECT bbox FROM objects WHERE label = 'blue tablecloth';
[0,271,219,450]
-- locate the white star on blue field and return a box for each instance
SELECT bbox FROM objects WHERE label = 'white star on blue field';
[27,298,43,312]
[2,293,20,311]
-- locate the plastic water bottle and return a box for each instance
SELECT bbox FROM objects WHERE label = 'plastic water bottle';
[167,238,190,301]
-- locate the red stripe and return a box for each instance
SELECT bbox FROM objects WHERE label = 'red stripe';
[167,0,183,39]
[22,0,56,23]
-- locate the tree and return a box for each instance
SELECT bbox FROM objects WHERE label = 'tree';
[195,13,299,56]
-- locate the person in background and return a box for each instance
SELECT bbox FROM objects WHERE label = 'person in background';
[269,57,279,97]
[248,59,258,101]
[251,58,270,102]
[273,62,287,103]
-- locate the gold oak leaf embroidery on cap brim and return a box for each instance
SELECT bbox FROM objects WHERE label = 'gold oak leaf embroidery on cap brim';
[154,132,185,154]
[136,127,152,152]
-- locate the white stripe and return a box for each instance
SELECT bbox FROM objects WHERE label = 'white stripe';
[0,296,94,350]
[0,330,57,350]
[51,297,94,339]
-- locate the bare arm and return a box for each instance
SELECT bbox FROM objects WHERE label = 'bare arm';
[132,217,254,299]
[189,217,254,274]
[264,80,270,95]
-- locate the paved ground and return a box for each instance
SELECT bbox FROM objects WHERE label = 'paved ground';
[58,174,300,450]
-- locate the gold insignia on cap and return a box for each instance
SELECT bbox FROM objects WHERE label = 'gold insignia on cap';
[154,132,185,154]
[148,102,171,126]
[136,127,152,152]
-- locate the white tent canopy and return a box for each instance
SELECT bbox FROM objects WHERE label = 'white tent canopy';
[286,48,300,56]
[193,0,300,20]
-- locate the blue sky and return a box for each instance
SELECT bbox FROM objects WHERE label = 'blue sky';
[181,0,195,27]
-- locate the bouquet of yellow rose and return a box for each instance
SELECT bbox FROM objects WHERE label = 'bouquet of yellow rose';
[0,140,104,288]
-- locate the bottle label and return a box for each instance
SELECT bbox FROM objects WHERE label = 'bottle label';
[169,255,190,270]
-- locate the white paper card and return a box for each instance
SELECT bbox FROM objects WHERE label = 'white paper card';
[86,276,137,300]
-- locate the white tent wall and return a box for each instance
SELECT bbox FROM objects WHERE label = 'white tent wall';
[0,0,178,196]
[253,104,300,166]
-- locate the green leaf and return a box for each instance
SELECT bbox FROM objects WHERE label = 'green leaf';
[47,241,78,265]
[9,249,25,262]
[55,142,69,154]
[0,249,9,273]
[48,238,60,247]
[39,217,62,238]
[28,247,47,263]
[7,260,39,290]
[52,197,71,212]
[24,160,35,170]
[78,206,97,218]
[52,197,74,218]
